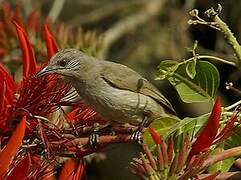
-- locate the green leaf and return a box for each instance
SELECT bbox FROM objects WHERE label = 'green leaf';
[163,113,210,139]
[208,145,235,172]
[143,117,180,148]
[168,61,219,103]
[185,59,197,79]
[225,127,241,148]
[155,60,179,80]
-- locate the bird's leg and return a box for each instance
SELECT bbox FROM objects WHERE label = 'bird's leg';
[130,115,150,144]
[89,123,112,147]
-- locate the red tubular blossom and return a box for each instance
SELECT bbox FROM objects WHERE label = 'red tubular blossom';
[27,10,40,33]
[13,21,37,77]
[44,23,58,61]
[0,48,7,57]
[14,75,71,117]
[0,116,26,178]
[6,155,30,180]
[213,112,238,144]
[2,2,15,35]
[59,159,86,180]
[148,127,161,145]
[0,64,16,130]
[0,63,16,100]
[189,97,221,159]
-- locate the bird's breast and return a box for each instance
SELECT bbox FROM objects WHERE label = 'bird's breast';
[73,80,168,125]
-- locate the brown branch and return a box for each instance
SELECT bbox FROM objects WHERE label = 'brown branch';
[50,134,133,158]
[71,134,132,146]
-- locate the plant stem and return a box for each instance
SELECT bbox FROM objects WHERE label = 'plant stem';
[212,15,241,64]
[48,0,65,23]
[202,146,241,168]
[185,55,236,66]
[224,99,241,111]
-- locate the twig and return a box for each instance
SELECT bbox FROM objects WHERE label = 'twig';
[48,0,65,23]
[185,55,236,66]
[189,4,241,65]
[49,134,132,158]
[224,99,241,111]
[71,134,132,146]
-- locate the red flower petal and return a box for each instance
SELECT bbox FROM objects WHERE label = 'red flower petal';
[213,112,238,144]
[0,116,26,178]
[66,108,81,123]
[44,23,58,61]
[27,10,40,32]
[59,159,77,180]
[6,155,30,180]
[59,159,86,180]
[0,79,6,112]
[2,2,16,35]
[148,127,161,145]
[74,162,86,180]
[189,97,221,158]
[0,48,7,57]
[0,63,16,105]
[13,21,37,77]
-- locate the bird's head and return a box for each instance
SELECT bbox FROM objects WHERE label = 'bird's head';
[36,49,87,78]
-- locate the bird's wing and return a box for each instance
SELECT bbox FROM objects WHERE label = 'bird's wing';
[100,62,175,114]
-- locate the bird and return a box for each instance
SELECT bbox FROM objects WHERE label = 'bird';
[37,49,176,143]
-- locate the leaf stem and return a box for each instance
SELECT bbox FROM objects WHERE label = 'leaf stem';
[224,99,241,111]
[185,55,236,67]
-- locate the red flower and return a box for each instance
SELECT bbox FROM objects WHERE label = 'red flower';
[0,21,71,133]
[59,159,86,180]
[0,116,26,178]
[189,97,221,158]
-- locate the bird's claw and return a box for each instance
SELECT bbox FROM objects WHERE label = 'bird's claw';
[130,130,143,144]
[89,132,100,148]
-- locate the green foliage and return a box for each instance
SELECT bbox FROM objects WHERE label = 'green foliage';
[225,127,241,148]
[208,145,235,173]
[156,60,220,103]
[185,58,197,79]
[143,117,180,148]
[163,113,210,139]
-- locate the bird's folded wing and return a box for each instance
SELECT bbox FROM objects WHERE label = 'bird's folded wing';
[100,62,175,114]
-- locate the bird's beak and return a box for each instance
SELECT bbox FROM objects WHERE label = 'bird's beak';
[36,66,52,77]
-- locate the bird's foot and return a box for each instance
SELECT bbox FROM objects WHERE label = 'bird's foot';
[130,130,143,144]
[89,123,101,148]
[89,131,100,148]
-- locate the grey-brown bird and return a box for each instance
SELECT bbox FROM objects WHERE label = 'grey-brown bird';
[37,49,176,142]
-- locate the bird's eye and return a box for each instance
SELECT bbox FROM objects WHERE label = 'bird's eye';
[57,59,67,67]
